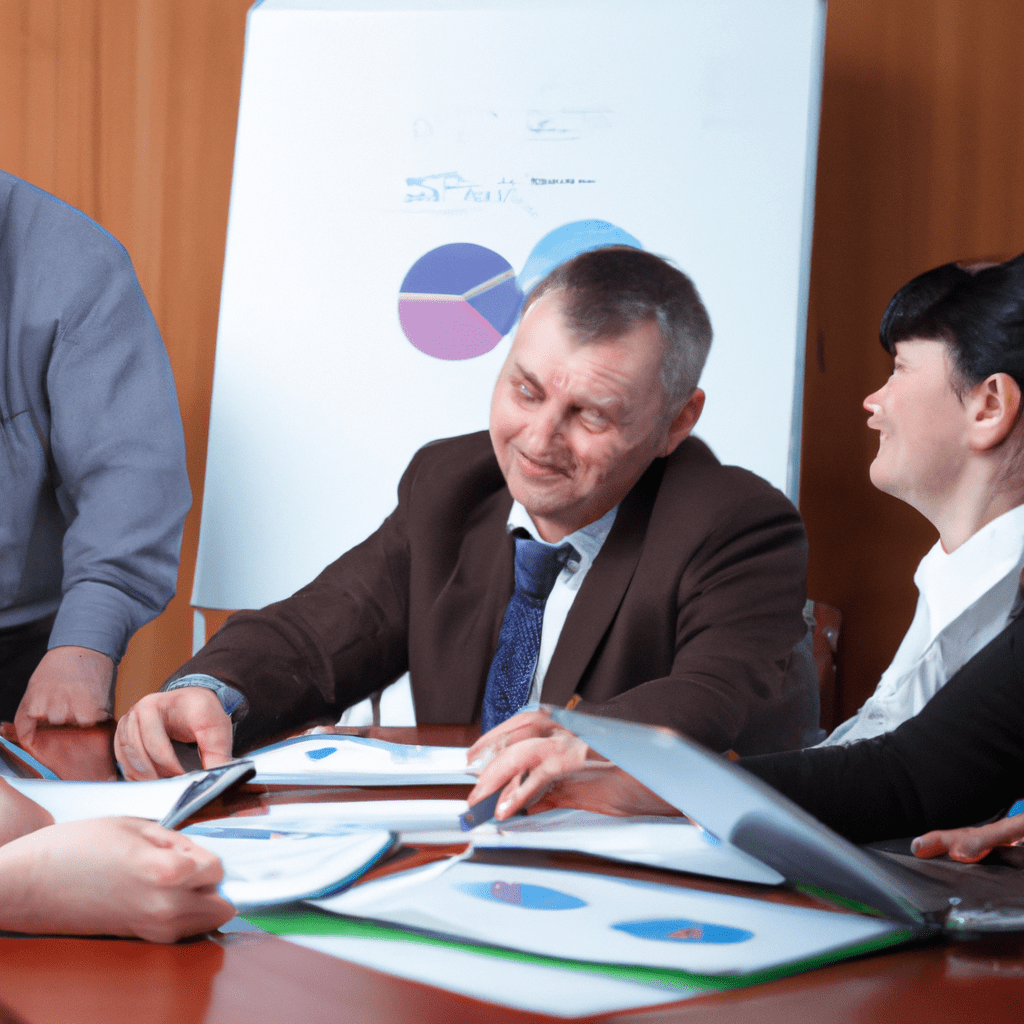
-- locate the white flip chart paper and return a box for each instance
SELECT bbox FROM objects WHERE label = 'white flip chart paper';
[194,0,825,611]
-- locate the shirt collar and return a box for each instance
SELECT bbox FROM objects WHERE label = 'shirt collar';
[915,502,1024,641]
[506,500,618,578]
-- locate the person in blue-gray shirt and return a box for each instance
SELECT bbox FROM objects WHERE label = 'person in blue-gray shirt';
[0,170,191,744]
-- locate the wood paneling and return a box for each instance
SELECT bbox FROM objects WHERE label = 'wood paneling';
[2,0,1023,724]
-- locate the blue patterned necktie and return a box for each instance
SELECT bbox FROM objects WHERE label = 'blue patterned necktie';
[481,536,577,732]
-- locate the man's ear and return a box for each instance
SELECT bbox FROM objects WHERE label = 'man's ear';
[661,388,705,457]
[969,373,1022,451]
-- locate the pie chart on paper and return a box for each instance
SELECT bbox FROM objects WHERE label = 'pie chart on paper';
[398,243,523,360]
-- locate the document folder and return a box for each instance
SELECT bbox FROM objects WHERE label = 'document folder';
[550,707,1024,935]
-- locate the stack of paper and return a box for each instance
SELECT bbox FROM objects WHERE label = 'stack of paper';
[300,857,911,983]
[184,825,395,907]
[245,914,703,1017]
[5,773,214,823]
[194,800,468,838]
[471,809,784,886]
[244,735,475,785]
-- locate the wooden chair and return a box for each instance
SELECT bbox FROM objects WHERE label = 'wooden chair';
[806,600,841,735]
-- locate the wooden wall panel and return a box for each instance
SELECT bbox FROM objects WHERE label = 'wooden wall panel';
[2,0,1024,726]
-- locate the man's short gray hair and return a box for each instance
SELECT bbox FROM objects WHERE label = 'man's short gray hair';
[523,246,713,410]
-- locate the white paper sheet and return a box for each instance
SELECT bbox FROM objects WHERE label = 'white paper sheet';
[184,826,394,906]
[196,799,468,835]
[244,736,475,785]
[285,933,697,1018]
[6,774,206,823]
[193,0,825,612]
[312,859,904,976]
[471,810,784,886]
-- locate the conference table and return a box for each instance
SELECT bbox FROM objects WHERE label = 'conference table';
[1,723,1022,1023]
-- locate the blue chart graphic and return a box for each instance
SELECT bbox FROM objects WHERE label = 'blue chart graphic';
[185,826,280,840]
[456,880,587,910]
[399,243,523,360]
[518,220,643,297]
[612,918,754,944]
[306,747,335,761]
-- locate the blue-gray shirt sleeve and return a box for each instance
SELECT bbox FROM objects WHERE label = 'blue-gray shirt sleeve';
[0,172,191,661]
[163,675,249,722]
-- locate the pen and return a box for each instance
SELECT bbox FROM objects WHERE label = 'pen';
[459,788,503,831]
[460,764,532,830]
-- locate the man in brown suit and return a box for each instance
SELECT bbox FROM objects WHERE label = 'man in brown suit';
[115,248,813,779]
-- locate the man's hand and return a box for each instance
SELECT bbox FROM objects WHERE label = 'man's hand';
[467,710,594,818]
[912,816,1024,863]
[466,709,680,820]
[14,646,115,747]
[115,688,234,780]
[0,816,234,942]
[466,708,584,774]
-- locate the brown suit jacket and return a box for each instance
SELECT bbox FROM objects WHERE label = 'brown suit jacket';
[174,431,810,754]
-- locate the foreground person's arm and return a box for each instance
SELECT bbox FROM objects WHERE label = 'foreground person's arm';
[0,778,55,844]
[0,790,233,942]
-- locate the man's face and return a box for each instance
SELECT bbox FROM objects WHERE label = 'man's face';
[864,338,971,514]
[489,292,700,542]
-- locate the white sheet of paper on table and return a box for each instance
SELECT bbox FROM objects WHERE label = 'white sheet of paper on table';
[196,799,468,835]
[184,826,394,906]
[312,859,903,977]
[6,774,207,823]
[244,736,475,785]
[471,809,784,886]
[285,932,699,1018]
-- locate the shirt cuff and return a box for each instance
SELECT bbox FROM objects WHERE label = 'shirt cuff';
[48,580,143,662]
[162,674,249,723]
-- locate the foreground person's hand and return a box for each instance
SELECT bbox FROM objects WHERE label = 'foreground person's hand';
[115,688,234,780]
[0,816,233,941]
[912,815,1024,863]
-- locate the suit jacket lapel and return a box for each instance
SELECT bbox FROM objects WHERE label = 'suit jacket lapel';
[541,459,665,708]
[419,491,515,723]
[457,522,515,720]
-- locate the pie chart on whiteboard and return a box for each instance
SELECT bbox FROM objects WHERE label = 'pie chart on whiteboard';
[398,243,523,360]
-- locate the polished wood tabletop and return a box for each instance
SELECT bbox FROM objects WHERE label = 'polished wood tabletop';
[1,723,1023,1023]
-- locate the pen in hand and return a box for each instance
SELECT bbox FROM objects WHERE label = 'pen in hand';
[460,765,530,831]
